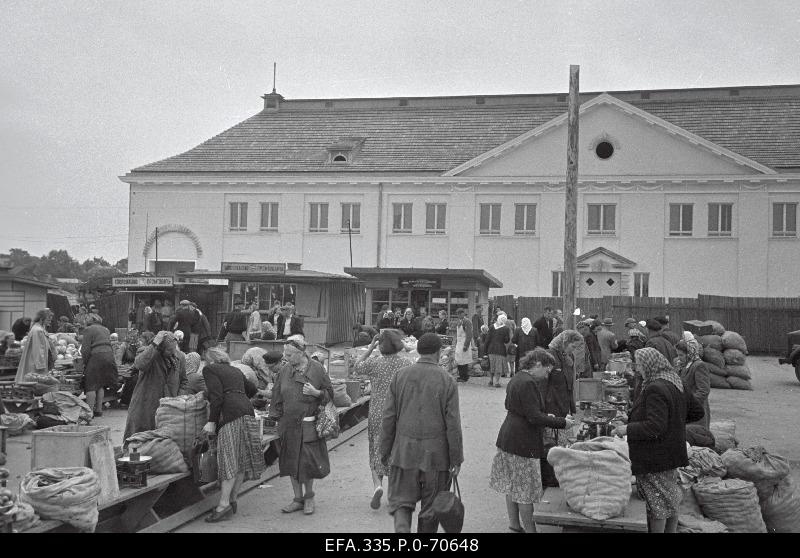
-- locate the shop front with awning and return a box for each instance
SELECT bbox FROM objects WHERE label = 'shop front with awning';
[343,267,502,327]
[177,262,364,346]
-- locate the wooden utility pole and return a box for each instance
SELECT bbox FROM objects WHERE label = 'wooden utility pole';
[564,65,580,330]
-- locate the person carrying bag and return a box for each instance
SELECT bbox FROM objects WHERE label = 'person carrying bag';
[430,475,464,533]
[191,432,219,485]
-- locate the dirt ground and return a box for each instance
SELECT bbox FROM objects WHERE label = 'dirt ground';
[3,354,798,532]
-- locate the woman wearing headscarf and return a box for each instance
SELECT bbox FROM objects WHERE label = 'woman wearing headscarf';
[490,348,575,533]
[512,318,539,375]
[201,347,265,522]
[123,330,189,440]
[0,330,16,355]
[612,347,704,533]
[269,334,334,515]
[485,313,511,388]
[81,314,118,417]
[15,309,56,383]
[676,332,711,429]
[353,329,413,509]
[544,331,582,447]
[184,352,206,394]
[627,326,648,361]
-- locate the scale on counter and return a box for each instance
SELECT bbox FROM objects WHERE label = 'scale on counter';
[577,401,618,440]
[116,447,152,489]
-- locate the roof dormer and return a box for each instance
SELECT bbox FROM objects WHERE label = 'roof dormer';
[326,137,366,165]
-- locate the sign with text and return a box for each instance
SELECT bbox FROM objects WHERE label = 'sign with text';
[221,262,287,274]
[112,276,174,287]
[398,277,441,289]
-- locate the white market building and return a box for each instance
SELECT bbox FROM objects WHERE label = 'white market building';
[121,84,800,326]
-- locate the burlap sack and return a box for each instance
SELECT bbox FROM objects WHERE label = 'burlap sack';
[124,429,189,474]
[709,420,737,453]
[725,363,751,381]
[547,436,631,520]
[677,514,729,533]
[708,373,731,389]
[701,347,726,370]
[721,331,748,354]
[760,477,800,533]
[692,477,766,533]
[721,446,791,500]
[688,447,727,478]
[722,349,746,366]
[19,467,100,532]
[697,334,723,351]
[155,393,209,458]
[704,321,726,336]
[725,376,753,390]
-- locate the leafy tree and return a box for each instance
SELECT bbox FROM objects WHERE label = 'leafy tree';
[114,258,128,273]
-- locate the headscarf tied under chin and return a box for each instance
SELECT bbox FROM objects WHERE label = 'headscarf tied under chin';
[635,347,683,393]
[681,331,703,366]
[494,314,508,330]
[184,352,202,375]
[520,317,533,335]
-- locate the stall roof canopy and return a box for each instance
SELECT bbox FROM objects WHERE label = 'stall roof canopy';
[180,269,359,283]
[344,267,503,289]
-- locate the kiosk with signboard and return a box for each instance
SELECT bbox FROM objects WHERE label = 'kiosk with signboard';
[344,267,502,328]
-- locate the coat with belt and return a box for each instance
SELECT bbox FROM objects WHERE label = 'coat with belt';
[496,372,566,458]
[380,359,463,472]
[680,360,711,429]
[626,379,705,475]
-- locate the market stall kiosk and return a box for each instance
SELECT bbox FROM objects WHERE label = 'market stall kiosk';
[343,267,501,328]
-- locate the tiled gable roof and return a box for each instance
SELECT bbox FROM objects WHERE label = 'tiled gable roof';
[132,90,800,174]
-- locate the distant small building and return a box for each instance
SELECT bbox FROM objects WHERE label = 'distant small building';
[0,259,62,331]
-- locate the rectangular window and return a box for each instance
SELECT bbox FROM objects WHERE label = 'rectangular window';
[309,202,329,232]
[633,272,650,297]
[341,203,361,233]
[259,202,278,230]
[229,202,247,231]
[773,203,797,237]
[587,204,616,235]
[514,203,537,234]
[552,271,565,297]
[668,204,693,236]
[425,203,446,234]
[479,204,501,234]
[708,203,733,236]
[392,203,412,233]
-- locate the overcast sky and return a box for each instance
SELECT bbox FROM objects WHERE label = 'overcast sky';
[2,0,799,264]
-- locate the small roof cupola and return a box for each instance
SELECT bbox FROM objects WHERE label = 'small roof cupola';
[262,88,284,111]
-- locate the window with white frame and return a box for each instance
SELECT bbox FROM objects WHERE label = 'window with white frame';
[392,203,412,233]
[515,203,537,235]
[259,202,278,231]
[425,203,446,234]
[708,203,733,236]
[552,271,565,297]
[479,204,501,234]
[669,204,693,236]
[309,202,329,232]
[587,204,616,235]
[773,203,797,237]
[633,272,649,297]
[229,202,248,231]
[341,203,361,233]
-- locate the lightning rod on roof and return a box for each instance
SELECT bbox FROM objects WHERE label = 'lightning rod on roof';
[273,62,277,94]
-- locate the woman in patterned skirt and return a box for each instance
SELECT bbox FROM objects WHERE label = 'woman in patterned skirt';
[353,329,412,510]
[490,348,575,533]
[612,347,704,533]
[201,346,265,522]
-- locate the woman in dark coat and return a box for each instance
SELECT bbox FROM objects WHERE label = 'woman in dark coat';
[490,348,575,533]
[485,314,511,388]
[676,333,711,429]
[612,348,704,533]
[123,331,189,440]
[270,335,334,516]
[201,347,265,522]
[512,318,539,373]
[397,308,415,337]
[80,314,118,417]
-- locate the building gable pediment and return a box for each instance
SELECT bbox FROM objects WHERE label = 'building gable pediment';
[577,247,636,270]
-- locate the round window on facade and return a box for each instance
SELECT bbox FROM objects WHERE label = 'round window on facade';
[595,141,614,159]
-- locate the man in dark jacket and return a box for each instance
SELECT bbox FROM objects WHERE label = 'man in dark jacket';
[219,301,248,341]
[654,315,681,346]
[471,305,485,354]
[276,304,304,340]
[381,333,464,533]
[645,318,678,365]
[168,300,197,352]
[533,307,556,348]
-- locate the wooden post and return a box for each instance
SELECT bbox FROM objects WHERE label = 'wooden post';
[564,65,580,331]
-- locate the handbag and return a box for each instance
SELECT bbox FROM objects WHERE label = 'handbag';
[431,476,464,533]
[191,433,218,484]
[315,400,340,440]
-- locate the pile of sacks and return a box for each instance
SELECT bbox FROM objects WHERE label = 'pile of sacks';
[677,420,800,533]
[690,320,752,390]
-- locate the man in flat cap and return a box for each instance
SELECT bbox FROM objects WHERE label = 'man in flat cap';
[654,315,680,346]
[644,318,678,364]
[381,333,464,533]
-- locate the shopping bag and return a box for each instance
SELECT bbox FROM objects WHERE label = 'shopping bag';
[191,434,218,484]
[315,401,340,440]
[431,476,464,533]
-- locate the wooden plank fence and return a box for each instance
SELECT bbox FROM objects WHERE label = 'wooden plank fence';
[489,294,800,354]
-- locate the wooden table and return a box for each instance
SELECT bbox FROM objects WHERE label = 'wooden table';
[533,486,648,532]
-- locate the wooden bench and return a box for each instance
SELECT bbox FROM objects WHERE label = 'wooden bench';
[533,486,648,532]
